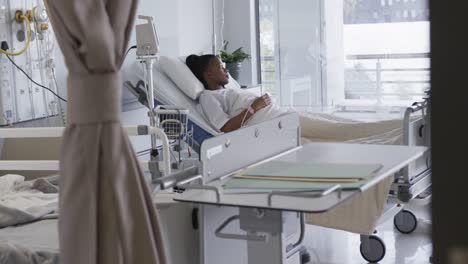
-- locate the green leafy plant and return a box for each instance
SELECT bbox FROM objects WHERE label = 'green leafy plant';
[219,41,250,63]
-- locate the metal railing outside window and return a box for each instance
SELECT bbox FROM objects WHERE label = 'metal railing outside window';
[344,52,430,110]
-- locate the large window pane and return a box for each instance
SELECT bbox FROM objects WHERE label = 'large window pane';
[343,0,430,114]
[259,0,323,111]
[258,0,429,117]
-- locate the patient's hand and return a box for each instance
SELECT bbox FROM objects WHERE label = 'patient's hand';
[252,94,272,112]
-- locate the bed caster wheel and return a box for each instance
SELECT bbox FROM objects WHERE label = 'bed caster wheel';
[394,209,418,234]
[360,235,386,263]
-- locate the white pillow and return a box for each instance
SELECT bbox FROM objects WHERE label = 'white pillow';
[225,74,241,90]
[158,56,205,100]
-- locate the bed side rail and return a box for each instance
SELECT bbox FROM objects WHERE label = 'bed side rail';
[403,100,429,147]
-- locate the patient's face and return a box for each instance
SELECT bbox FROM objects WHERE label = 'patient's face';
[206,57,229,87]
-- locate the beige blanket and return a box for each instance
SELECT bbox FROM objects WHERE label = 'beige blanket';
[305,176,394,235]
[298,113,402,234]
[299,112,403,145]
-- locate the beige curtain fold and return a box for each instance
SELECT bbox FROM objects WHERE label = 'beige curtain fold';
[46,0,166,263]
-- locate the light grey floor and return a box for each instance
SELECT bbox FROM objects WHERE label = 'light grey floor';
[303,204,432,264]
[0,205,431,264]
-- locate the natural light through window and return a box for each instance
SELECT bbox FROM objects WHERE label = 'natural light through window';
[342,0,430,114]
[258,0,429,118]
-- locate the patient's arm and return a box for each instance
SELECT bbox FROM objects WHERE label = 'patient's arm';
[220,109,254,133]
[220,95,271,133]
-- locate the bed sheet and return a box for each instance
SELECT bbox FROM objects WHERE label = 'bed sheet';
[0,175,58,228]
[0,219,58,264]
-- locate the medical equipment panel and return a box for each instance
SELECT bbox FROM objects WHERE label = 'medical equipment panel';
[0,0,58,125]
[135,15,160,57]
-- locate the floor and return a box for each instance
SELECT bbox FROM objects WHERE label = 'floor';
[302,204,432,264]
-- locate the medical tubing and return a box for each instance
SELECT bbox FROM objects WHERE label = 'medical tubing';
[0,16,31,56]
[240,101,255,127]
[123,45,137,62]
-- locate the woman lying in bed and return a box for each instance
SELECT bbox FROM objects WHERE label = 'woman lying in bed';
[186,54,403,144]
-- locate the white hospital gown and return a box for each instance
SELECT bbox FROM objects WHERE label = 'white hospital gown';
[198,89,286,131]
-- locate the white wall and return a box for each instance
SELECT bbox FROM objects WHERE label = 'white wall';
[177,0,214,56]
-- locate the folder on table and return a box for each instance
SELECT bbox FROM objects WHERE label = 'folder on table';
[232,160,383,183]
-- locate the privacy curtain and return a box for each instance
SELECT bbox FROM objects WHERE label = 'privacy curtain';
[46,1,167,263]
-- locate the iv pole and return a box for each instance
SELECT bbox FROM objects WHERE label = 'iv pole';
[136,15,163,178]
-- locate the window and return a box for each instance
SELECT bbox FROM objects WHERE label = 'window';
[342,0,430,116]
[258,0,323,110]
[257,0,429,117]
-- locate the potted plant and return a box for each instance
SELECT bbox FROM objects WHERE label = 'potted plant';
[219,41,250,81]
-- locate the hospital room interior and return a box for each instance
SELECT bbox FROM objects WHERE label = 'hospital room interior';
[0,0,466,263]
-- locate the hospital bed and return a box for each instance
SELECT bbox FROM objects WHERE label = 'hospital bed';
[0,126,199,264]
[152,113,427,264]
[123,58,431,263]
[0,115,428,264]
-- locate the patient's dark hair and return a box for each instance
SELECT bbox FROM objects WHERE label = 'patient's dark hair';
[186,54,217,88]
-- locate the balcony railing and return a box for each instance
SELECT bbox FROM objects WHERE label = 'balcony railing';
[259,53,430,113]
[345,52,430,105]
